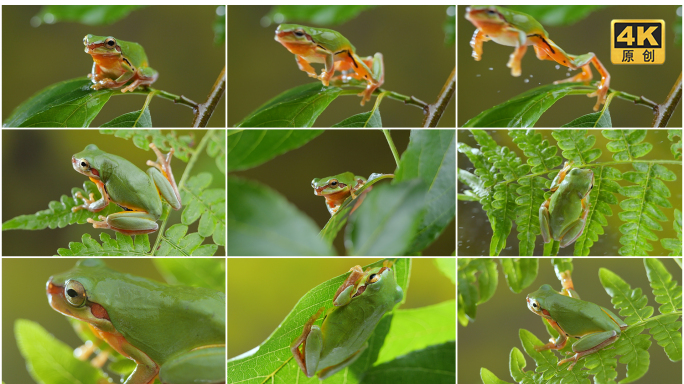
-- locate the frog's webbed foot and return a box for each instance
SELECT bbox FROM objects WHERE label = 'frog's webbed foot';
[146,143,181,206]
[507,45,527,77]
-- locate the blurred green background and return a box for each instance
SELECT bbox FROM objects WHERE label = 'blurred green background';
[2,258,226,384]
[229,129,455,256]
[227,258,455,359]
[2,129,226,255]
[2,5,226,127]
[457,129,682,256]
[458,5,682,127]
[458,258,682,383]
[228,5,455,127]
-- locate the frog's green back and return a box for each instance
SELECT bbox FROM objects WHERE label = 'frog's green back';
[117,39,150,67]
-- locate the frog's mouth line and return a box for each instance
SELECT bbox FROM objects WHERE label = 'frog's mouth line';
[85,43,121,56]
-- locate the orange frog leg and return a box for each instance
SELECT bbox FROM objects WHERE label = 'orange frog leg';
[530,35,610,111]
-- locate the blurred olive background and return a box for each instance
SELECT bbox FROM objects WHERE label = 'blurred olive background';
[458,258,682,383]
[2,5,226,127]
[228,5,456,127]
[230,129,455,256]
[457,129,682,256]
[2,129,226,255]
[227,258,455,358]
[458,5,682,127]
[1,258,221,384]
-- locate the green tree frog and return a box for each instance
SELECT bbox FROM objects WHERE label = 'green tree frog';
[84,34,159,93]
[71,143,181,235]
[311,172,367,215]
[291,261,403,379]
[47,259,226,384]
[465,6,611,111]
[526,274,627,370]
[275,24,384,106]
[539,162,594,247]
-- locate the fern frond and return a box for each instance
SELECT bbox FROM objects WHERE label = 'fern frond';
[99,129,195,161]
[660,209,683,256]
[57,233,150,256]
[180,173,225,247]
[156,224,217,256]
[205,131,226,173]
[667,129,682,160]
[551,129,601,165]
[603,129,652,161]
[515,177,546,256]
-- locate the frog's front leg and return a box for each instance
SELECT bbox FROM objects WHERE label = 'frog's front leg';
[72,179,110,212]
[535,318,569,351]
[558,330,620,370]
[159,346,225,384]
[507,45,527,77]
[353,53,384,106]
[470,29,491,61]
[295,56,320,80]
[291,307,325,377]
[146,143,181,210]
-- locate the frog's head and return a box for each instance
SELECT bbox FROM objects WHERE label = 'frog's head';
[356,265,403,306]
[46,259,116,332]
[274,24,313,47]
[72,144,106,179]
[83,34,122,57]
[526,284,555,319]
[465,6,506,28]
[311,173,354,196]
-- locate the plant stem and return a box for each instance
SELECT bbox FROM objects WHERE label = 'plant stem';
[192,66,227,127]
[152,130,215,254]
[422,67,455,127]
[652,72,682,127]
[631,312,683,328]
[383,129,401,167]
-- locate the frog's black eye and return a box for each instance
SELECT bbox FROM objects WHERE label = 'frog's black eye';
[368,273,380,283]
[80,161,88,168]
[329,179,338,187]
[487,9,496,15]
[64,280,87,307]
[294,30,305,37]
[105,38,116,47]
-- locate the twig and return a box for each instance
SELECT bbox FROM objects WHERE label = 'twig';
[652,72,682,128]
[192,66,226,127]
[422,67,455,127]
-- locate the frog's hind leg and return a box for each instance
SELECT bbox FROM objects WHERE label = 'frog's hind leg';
[559,330,619,370]
[146,143,181,209]
[317,342,368,380]
[507,45,527,77]
[290,307,325,377]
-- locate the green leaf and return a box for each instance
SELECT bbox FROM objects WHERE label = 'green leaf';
[267,5,377,25]
[434,258,455,285]
[614,325,651,383]
[515,176,546,256]
[154,258,225,292]
[660,209,682,256]
[15,319,110,384]
[644,258,682,314]
[375,300,456,365]
[346,181,428,256]
[500,258,538,293]
[551,130,602,165]
[227,129,323,172]
[481,367,515,384]
[228,176,335,256]
[227,259,410,383]
[206,130,226,174]
[156,224,217,256]
[214,7,225,45]
[180,173,225,247]
[100,107,152,127]
[509,5,608,26]
[3,181,121,231]
[3,78,111,127]
[35,5,146,25]
[332,110,382,127]
[394,130,455,253]
[98,129,195,162]
[583,346,618,384]
[463,83,592,128]
[520,328,590,383]
[236,83,341,127]
[360,342,455,384]
[57,233,150,256]
[603,129,652,161]
[458,259,499,323]
[561,110,612,128]
[667,129,682,160]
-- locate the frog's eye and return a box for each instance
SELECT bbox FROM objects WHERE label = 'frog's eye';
[368,273,380,284]
[105,38,117,47]
[294,30,305,38]
[64,280,87,307]
[78,159,89,170]
[329,179,339,187]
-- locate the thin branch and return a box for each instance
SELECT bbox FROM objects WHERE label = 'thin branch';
[652,72,682,128]
[422,67,455,127]
[192,66,226,127]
